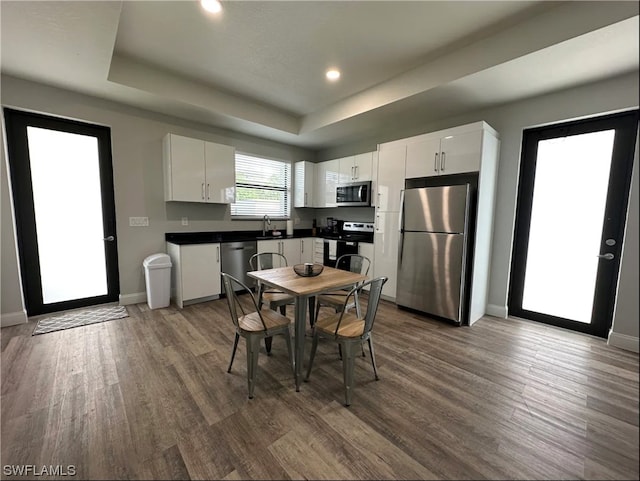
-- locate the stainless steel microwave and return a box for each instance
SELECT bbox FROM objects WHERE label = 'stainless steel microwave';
[336,181,372,207]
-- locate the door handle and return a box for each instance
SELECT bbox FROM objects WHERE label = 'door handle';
[434,152,439,172]
[201,183,205,199]
[597,253,614,260]
[216,245,220,262]
[441,152,446,172]
[103,236,115,242]
[207,183,211,200]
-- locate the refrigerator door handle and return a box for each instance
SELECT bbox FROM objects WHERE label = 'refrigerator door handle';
[398,189,405,232]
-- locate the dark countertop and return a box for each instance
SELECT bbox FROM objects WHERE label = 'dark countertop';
[165,229,374,245]
[165,229,314,245]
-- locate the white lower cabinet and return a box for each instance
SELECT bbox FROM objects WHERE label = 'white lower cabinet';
[358,242,374,271]
[257,238,302,266]
[373,212,400,299]
[358,242,375,291]
[300,238,315,264]
[313,238,325,264]
[166,242,221,308]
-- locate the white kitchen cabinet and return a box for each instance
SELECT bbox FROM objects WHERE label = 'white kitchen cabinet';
[338,152,374,183]
[373,212,400,299]
[300,237,315,264]
[163,133,235,203]
[294,161,315,208]
[337,156,355,184]
[405,129,484,179]
[358,242,375,291]
[314,159,340,207]
[376,143,406,212]
[358,242,374,267]
[166,242,221,308]
[205,141,236,203]
[313,238,325,264]
[257,238,301,266]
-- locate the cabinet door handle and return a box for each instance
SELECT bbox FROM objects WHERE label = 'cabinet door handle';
[207,183,211,200]
[304,192,308,205]
[201,183,205,199]
[216,245,220,262]
[441,152,446,172]
[355,165,359,179]
[301,239,304,253]
[434,153,439,172]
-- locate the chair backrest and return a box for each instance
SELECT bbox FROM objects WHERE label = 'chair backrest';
[249,252,288,271]
[335,254,371,276]
[334,276,388,337]
[221,272,267,331]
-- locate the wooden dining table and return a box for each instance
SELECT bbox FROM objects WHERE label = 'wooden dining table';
[247,265,367,391]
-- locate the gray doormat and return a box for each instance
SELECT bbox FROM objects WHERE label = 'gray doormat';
[32,305,129,335]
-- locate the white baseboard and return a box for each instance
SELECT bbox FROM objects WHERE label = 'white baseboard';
[119,292,146,306]
[486,303,507,318]
[1,310,28,327]
[607,330,639,353]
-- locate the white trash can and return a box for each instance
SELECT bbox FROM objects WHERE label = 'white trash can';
[143,253,172,309]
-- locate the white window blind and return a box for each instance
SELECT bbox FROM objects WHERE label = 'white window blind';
[231,153,291,218]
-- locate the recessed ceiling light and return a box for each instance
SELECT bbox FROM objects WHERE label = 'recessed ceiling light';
[326,69,341,81]
[201,0,222,14]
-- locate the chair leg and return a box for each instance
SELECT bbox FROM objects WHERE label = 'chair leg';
[227,333,239,373]
[304,333,319,381]
[247,336,260,399]
[284,328,294,376]
[341,342,356,407]
[264,336,273,355]
[368,336,379,381]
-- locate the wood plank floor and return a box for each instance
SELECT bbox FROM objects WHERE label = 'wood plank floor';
[1,296,638,480]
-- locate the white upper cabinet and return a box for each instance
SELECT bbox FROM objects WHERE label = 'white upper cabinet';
[353,152,374,181]
[338,156,355,184]
[205,141,236,203]
[338,152,374,183]
[314,159,340,208]
[294,161,315,208]
[376,143,406,212]
[405,129,484,179]
[163,133,235,203]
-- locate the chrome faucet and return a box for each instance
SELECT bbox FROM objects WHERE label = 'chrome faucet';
[262,214,271,236]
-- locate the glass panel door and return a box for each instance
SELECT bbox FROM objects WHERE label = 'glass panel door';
[521,131,614,323]
[27,127,109,304]
[509,110,638,338]
[4,109,119,316]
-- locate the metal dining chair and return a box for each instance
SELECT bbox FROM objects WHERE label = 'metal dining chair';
[313,254,371,323]
[249,252,296,354]
[221,273,293,399]
[304,276,388,406]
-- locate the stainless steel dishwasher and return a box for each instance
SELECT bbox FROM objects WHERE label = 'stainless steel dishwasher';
[220,241,257,291]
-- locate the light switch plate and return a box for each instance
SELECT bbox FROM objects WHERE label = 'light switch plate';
[129,216,149,227]
[181,217,189,226]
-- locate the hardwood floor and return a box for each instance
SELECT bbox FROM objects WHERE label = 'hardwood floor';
[1,296,638,480]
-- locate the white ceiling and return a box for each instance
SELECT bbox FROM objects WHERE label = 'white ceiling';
[1,1,638,150]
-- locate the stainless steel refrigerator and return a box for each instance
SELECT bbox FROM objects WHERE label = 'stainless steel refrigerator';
[396,184,470,324]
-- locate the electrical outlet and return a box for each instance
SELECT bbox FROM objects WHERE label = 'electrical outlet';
[181,217,189,226]
[129,216,149,227]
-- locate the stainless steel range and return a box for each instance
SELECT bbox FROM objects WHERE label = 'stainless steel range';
[323,221,374,267]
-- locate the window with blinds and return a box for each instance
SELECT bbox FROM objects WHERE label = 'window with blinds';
[231,153,291,218]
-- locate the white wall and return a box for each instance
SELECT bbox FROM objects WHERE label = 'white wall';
[319,72,639,350]
[0,75,315,321]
